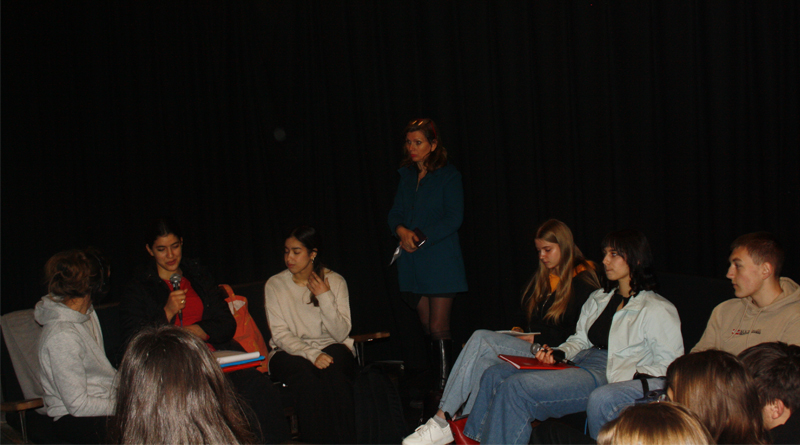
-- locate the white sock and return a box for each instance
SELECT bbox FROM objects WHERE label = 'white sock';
[433,415,449,428]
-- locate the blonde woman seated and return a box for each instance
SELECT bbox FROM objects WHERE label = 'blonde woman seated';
[404,219,600,445]
[110,325,257,444]
[265,225,356,444]
[597,402,714,445]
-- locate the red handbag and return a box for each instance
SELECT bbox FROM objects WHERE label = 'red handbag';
[446,414,479,445]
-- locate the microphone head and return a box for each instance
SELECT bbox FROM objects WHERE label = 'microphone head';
[530,343,543,355]
[169,273,182,290]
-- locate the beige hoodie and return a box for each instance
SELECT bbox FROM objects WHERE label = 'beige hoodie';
[692,277,800,354]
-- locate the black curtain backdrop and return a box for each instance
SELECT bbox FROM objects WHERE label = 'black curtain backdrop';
[3,1,798,359]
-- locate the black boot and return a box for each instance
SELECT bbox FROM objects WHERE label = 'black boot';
[435,339,453,391]
[423,339,453,419]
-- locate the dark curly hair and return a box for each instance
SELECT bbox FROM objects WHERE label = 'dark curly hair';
[601,230,659,296]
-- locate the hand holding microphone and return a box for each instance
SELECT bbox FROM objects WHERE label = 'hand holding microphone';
[168,274,184,326]
[531,343,576,366]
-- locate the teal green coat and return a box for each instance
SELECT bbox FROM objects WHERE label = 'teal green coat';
[388,163,468,294]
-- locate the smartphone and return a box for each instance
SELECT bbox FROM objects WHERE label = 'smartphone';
[413,228,428,247]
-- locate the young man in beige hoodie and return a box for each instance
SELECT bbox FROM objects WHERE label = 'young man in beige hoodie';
[587,232,799,438]
[692,232,800,353]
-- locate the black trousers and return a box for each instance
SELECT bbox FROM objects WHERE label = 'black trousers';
[270,344,356,444]
[52,414,110,444]
[226,367,291,444]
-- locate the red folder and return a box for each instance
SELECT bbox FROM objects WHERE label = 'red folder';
[498,354,576,370]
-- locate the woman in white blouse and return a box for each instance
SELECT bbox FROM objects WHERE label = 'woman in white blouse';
[265,225,356,444]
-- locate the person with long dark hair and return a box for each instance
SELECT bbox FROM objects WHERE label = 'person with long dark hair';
[110,325,257,444]
[461,230,684,445]
[666,349,768,444]
[403,219,600,445]
[265,225,356,444]
[35,248,115,444]
[120,218,289,444]
[388,118,468,395]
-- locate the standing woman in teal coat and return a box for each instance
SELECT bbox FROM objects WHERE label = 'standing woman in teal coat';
[388,118,468,392]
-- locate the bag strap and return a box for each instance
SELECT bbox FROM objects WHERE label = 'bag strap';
[220,284,236,299]
[640,377,650,394]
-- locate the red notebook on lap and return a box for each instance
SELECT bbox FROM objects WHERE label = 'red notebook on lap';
[498,354,576,370]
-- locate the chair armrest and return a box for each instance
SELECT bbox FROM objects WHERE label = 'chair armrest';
[1,398,43,412]
[351,332,390,343]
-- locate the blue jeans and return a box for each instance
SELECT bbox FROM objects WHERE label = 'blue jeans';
[440,330,536,416]
[464,348,608,445]
[586,377,666,438]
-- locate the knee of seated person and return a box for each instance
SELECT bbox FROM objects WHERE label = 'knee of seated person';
[479,363,506,384]
[471,329,494,343]
[505,373,533,392]
[588,385,614,406]
[588,386,623,418]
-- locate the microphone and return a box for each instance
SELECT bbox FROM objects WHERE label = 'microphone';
[169,273,183,326]
[530,343,576,366]
[169,273,182,291]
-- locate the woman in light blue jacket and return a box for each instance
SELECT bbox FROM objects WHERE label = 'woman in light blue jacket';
[461,230,683,445]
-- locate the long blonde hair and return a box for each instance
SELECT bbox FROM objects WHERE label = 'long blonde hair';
[597,402,714,445]
[522,219,599,323]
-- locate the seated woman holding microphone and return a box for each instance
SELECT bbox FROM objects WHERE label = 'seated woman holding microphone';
[461,230,684,445]
[120,218,289,444]
[403,219,601,445]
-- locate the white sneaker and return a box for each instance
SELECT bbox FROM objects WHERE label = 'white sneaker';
[402,417,454,445]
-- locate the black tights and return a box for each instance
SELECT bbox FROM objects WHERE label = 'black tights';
[416,295,454,340]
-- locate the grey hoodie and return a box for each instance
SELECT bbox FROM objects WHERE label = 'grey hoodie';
[692,277,800,354]
[35,296,116,420]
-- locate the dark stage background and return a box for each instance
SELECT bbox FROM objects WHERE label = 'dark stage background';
[3,1,799,361]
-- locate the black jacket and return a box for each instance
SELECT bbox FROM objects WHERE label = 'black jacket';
[522,269,600,346]
[120,258,237,349]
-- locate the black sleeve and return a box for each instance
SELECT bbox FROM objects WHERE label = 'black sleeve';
[119,275,172,343]
[185,261,237,347]
[558,272,599,339]
[526,272,600,346]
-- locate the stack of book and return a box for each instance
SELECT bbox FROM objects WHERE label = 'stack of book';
[213,350,265,373]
